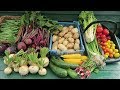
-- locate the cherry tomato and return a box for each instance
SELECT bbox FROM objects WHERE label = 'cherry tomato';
[101,38,107,43]
[97,25,103,33]
[107,36,111,40]
[114,49,118,53]
[105,48,110,52]
[102,46,106,50]
[100,34,106,39]
[105,52,109,56]
[109,49,113,54]
[104,54,108,58]
[102,28,109,36]
[109,54,113,58]
[114,53,120,58]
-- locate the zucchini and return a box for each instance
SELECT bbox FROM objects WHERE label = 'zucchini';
[51,56,79,69]
[67,68,79,79]
[49,61,67,78]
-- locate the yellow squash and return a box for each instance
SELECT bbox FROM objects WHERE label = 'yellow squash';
[61,54,81,59]
[63,59,83,65]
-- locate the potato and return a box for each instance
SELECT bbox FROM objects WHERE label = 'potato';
[71,28,79,34]
[58,37,62,39]
[52,35,58,42]
[75,39,80,44]
[68,25,74,31]
[74,43,80,50]
[53,41,58,47]
[64,33,70,38]
[73,33,79,39]
[67,43,74,49]
[58,38,65,44]
[63,40,68,46]
[62,28,69,34]
[59,32,65,37]
[62,26,68,31]
[68,38,74,43]
[67,32,73,38]
[58,44,67,51]
[52,46,58,50]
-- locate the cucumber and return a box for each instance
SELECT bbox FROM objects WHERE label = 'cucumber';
[51,56,79,69]
[49,61,67,78]
[67,68,79,79]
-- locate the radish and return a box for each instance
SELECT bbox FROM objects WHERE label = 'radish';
[4,67,12,75]
[39,47,49,67]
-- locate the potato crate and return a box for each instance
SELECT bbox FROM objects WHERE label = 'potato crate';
[49,21,85,56]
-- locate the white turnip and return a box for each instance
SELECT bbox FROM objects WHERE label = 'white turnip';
[29,65,39,74]
[14,67,19,72]
[4,67,12,75]
[19,65,29,76]
[40,47,49,67]
[38,68,47,76]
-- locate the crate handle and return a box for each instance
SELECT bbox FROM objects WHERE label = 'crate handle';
[83,20,117,34]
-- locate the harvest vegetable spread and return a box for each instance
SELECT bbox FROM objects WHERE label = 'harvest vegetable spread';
[0,11,120,79]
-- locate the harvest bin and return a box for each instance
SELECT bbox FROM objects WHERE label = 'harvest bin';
[49,21,85,55]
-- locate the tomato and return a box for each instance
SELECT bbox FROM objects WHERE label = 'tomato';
[114,53,120,58]
[111,44,116,47]
[111,46,115,50]
[109,54,113,58]
[107,36,111,40]
[100,42,104,45]
[114,49,118,53]
[102,28,109,36]
[101,38,107,43]
[104,54,108,58]
[105,48,110,52]
[97,25,103,33]
[109,49,113,54]
[102,46,106,50]
[105,52,109,56]
[100,34,106,39]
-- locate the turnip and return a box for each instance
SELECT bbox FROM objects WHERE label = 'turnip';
[4,67,12,75]
[14,67,19,72]
[17,42,27,51]
[38,68,47,76]
[29,65,39,74]
[24,38,32,45]
[19,65,29,76]
[39,47,49,67]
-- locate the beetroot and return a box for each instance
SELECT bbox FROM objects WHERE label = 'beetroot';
[0,44,8,54]
[6,46,16,54]
[17,42,27,51]
[24,38,32,45]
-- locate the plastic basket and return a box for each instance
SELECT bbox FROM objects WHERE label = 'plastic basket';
[49,21,85,56]
[81,20,120,63]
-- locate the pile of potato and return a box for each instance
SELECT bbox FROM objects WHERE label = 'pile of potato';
[52,25,80,52]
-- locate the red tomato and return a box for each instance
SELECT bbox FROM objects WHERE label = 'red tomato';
[101,38,107,43]
[102,29,109,36]
[107,36,111,40]
[100,34,106,39]
[96,25,103,33]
